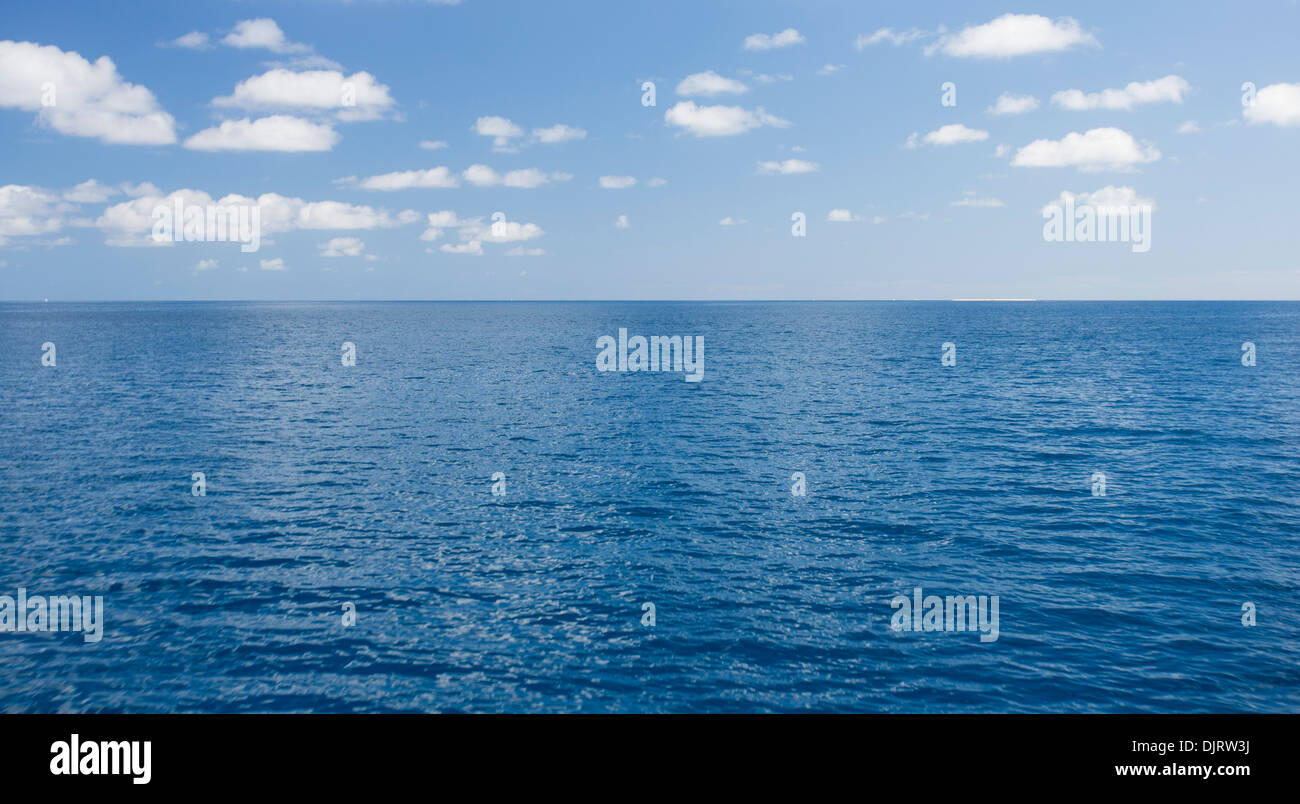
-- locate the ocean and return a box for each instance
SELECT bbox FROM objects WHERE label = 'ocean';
[1,301,1297,712]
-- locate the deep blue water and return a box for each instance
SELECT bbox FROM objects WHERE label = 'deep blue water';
[0,301,1297,713]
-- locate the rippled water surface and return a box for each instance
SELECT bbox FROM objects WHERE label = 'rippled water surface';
[1,301,1297,712]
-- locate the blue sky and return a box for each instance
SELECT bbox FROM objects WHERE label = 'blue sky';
[1,0,1298,300]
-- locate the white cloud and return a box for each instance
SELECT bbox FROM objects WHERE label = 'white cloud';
[532,123,586,143]
[213,69,395,121]
[1051,75,1190,111]
[664,101,788,136]
[221,19,310,54]
[259,257,288,271]
[464,164,565,188]
[718,217,748,226]
[353,166,460,191]
[0,184,73,245]
[826,209,861,222]
[62,179,118,203]
[0,40,177,145]
[195,258,219,271]
[1244,82,1300,127]
[421,211,543,246]
[1012,127,1160,172]
[425,210,467,228]
[926,14,1097,59]
[757,159,819,174]
[419,140,448,150]
[120,182,161,198]
[473,115,524,151]
[816,64,846,76]
[319,236,365,257]
[988,93,1039,115]
[855,28,928,48]
[505,246,544,257]
[419,210,468,241]
[951,195,1006,207]
[440,241,483,256]
[921,124,989,146]
[598,175,637,189]
[95,188,418,246]
[183,115,338,151]
[476,218,543,243]
[1177,120,1201,134]
[744,28,805,51]
[647,177,667,187]
[676,71,749,97]
[614,214,630,229]
[1040,186,1156,215]
[168,32,210,50]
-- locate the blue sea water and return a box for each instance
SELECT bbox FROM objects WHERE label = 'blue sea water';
[0,300,1297,713]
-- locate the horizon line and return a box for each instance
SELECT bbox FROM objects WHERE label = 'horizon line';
[4,298,1300,304]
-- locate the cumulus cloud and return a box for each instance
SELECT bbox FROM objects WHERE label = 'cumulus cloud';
[855,28,929,48]
[351,166,459,191]
[259,257,288,271]
[473,115,524,151]
[0,40,177,145]
[213,69,396,121]
[421,211,543,248]
[1051,75,1190,111]
[464,164,567,188]
[926,14,1097,59]
[183,115,339,151]
[319,236,365,257]
[826,209,861,222]
[598,175,637,189]
[743,28,805,51]
[167,32,210,50]
[418,210,468,241]
[1176,120,1200,134]
[194,258,219,271]
[0,184,73,246]
[718,216,748,226]
[676,71,748,97]
[988,93,1039,115]
[440,241,482,256]
[614,214,629,229]
[477,218,543,243]
[916,123,989,146]
[757,159,819,174]
[532,123,586,143]
[419,140,448,150]
[221,19,310,54]
[664,101,788,136]
[94,188,418,246]
[1040,186,1156,215]
[1012,127,1160,172]
[817,64,846,76]
[505,246,544,257]
[1243,82,1300,127]
[62,179,119,203]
